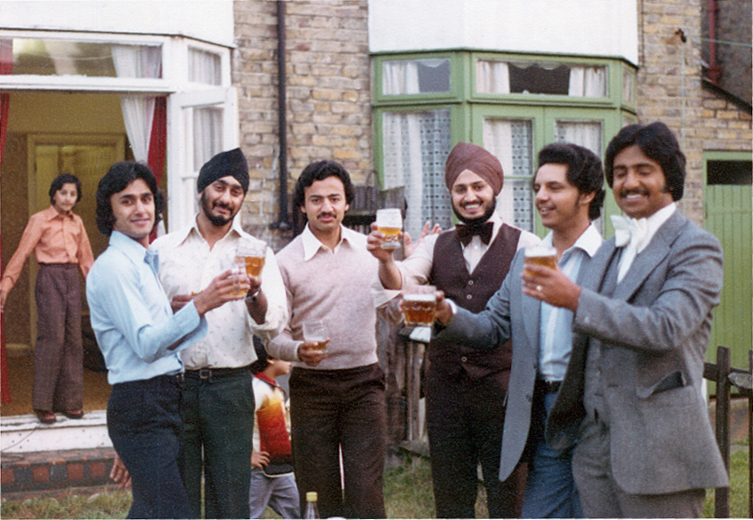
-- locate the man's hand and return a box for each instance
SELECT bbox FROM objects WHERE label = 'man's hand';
[521,264,581,312]
[366,222,400,263]
[192,269,249,316]
[297,340,329,367]
[404,221,441,258]
[433,291,453,325]
[251,450,270,469]
[170,294,194,313]
[110,453,132,489]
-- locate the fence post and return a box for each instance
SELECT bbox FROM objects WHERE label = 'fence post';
[715,345,731,518]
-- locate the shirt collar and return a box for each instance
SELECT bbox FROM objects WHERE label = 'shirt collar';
[301,223,353,260]
[109,231,157,271]
[541,222,603,260]
[173,213,244,247]
[43,205,73,221]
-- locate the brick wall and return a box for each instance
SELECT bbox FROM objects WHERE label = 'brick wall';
[700,87,753,151]
[233,0,371,248]
[636,0,706,224]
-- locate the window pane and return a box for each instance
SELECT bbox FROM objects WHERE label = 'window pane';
[189,48,221,85]
[382,58,450,95]
[555,120,602,157]
[708,161,753,185]
[6,39,161,78]
[476,59,607,98]
[622,68,635,104]
[482,118,535,232]
[382,109,452,238]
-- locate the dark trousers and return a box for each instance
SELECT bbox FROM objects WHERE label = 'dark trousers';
[179,369,254,519]
[33,264,83,412]
[426,366,525,519]
[289,363,387,519]
[108,375,190,519]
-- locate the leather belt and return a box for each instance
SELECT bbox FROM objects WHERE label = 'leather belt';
[535,379,562,394]
[184,366,251,380]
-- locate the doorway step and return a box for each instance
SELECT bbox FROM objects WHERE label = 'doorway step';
[1,410,116,494]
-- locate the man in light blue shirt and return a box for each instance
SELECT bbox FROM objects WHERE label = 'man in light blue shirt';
[87,161,249,519]
[433,142,605,518]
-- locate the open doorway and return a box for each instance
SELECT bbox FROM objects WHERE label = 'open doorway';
[1,91,131,416]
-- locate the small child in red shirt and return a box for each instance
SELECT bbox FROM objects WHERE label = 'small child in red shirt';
[249,338,299,519]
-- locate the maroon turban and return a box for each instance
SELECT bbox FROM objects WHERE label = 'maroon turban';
[445,142,504,196]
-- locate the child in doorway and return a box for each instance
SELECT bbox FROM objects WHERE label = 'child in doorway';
[249,338,299,519]
[0,173,94,424]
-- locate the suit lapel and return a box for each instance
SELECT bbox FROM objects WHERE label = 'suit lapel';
[522,287,541,350]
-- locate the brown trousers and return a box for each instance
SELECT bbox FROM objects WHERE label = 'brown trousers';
[33,263,83,412]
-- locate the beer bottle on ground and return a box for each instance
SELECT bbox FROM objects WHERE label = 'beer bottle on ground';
[304,491,320,519]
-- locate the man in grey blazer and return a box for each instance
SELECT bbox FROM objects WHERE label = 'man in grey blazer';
[433,142,605,518]
[515,122,729,517]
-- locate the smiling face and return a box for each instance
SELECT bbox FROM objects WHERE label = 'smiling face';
[450,169,497,224]
[533,163,594,233]
[51,182,79,214]
[611,144,674,219]
[301,175,350,238]
[110,178,155,248]
[200,175,245,227]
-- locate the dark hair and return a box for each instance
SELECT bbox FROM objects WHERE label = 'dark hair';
[536,142,606,221]
[95,161,164,236]
[250,336,269,374]
[49,173,82,205]
[292,160,355,213]
[604,122,685,201]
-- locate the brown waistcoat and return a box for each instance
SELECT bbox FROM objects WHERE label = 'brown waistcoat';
[428,224,521,381]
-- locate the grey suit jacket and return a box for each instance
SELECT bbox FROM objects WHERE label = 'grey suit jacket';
[548,210,729,494]
[437,247,593,482]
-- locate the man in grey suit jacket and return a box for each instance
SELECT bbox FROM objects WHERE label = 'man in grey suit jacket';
[433,142,605,518]
[516,122,729,517]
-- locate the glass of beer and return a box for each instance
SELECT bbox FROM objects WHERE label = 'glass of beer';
[524,245,558,276]
[376,208,402,249]
[302,320,328,353]
[230,265,246,296]
[235,242,266,278]
[402,285,437,327]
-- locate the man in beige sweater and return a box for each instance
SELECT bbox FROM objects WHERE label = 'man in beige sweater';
[266,160,387,519]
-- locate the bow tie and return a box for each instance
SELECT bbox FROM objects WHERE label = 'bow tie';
[456,222,494,246]
[611,215,649,251]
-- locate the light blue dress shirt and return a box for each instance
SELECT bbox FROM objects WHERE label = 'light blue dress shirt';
[538,224,602,382]
[86,231,208,385]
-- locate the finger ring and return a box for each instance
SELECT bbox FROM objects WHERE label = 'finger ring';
[536,285,543,292]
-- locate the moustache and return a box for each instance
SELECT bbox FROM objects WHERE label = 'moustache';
[212,201,233,211]
[619,189,649,198]
[317,212,337,219]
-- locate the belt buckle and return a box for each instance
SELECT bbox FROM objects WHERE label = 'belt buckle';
[199,368,211,380]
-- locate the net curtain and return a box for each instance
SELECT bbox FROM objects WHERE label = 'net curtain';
[382,61,452,239]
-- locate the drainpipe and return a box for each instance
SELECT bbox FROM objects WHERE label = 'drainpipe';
[707,0,722,83]
[271,0,292,232]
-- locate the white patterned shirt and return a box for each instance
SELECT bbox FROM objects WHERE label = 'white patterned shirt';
[152,216,288,369]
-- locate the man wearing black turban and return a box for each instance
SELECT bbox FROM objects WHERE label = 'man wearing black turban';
[369,142,540,518]
[151,148,288,518]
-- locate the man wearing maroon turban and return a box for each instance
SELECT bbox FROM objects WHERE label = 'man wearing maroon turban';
[369,142,540,518]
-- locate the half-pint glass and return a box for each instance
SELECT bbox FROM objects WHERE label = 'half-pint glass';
[524,245,557,276]
[402,285,437,327]
[376,208,402,249]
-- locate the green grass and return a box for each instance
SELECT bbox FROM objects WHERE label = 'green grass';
[1,448,749,519]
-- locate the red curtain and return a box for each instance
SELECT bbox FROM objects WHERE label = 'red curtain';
[1,39,13,403]
[148,96,167,242]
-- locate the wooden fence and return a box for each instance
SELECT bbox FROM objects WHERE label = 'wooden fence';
[703,346,752,518]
